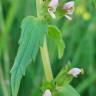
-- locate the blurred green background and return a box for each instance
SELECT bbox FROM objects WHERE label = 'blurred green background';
[0,0,96,96]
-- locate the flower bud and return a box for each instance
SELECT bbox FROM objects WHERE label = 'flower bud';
[68,68,83,78]
[48,0,59,19]
[43,89,52,96]
[63,1,74,10]
[48,0,58,9]
[62,1,75,20]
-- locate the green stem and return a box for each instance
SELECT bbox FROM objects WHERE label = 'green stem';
[36,0,43,16]
[40,38,53,82]
[36,0,53,82]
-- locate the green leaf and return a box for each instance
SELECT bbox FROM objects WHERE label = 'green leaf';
[58,84,80,96]
[11,16,48,96]
[56,39,65,59]
[48,25,61,39]
[48,25,65,59]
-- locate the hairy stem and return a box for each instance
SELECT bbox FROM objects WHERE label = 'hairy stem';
[36,0,53,82]
[40,38,53,82]
[36,0,43,16]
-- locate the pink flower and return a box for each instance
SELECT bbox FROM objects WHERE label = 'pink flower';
[49,0,59,9]
[48,0,59,19]
[68,68,82,78]
[63,1,75,20]
[63,1,74,12]
[43,89,52,96]
[48,0,75,20]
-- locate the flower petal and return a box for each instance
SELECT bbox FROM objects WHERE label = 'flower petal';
[43,89,52,96]
[63,1,74,10]
[68,68,81,77]
[48,9,56,19]
[48,0,59,8]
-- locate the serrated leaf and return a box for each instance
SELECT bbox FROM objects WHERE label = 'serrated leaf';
[58,84,80,96]
[11,16,48,96]
[48,25,65,59]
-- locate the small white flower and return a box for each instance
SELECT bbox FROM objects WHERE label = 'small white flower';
[63,1,75,20]
[48,9,56,19]
[43,89,52,96]
[68,68,82,77]
[48,0,59,19]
